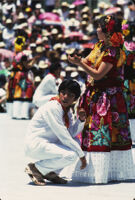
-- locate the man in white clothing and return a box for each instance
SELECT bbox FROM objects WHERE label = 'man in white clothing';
[25,79,87,186]
[32,62,61,108]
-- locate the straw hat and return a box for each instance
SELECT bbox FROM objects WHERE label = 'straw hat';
[51,28,58,35]
[66,48,75,55]
[38,60,49,69]
[61,2,69,7]
[6,19,12,24]
[35,76,41,82]
[36,46,45,53]
[53,43,62,50]
[0,41,5,48]
[71,71,78,78]
[60,54,68,61]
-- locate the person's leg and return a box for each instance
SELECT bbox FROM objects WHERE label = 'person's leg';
[35,143,78,176]
[25,143,78,185]
[21,101,31,119]
[12,101,22,119]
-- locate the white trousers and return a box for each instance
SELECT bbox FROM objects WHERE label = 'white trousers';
[25,141,78,176]
[12,101,31,119]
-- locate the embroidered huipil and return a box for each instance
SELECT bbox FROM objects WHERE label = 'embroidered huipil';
[79,40,132,152]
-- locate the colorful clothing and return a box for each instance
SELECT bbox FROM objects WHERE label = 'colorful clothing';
[6,63,35,119]
[79,41,131,152]
[61,41,135,184]
[123,41,135,119]
[7,64,35,102]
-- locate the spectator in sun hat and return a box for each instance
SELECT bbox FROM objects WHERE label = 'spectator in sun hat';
[32,62,62,108]
[60,54,68,69]
[59,1,69,21]
[2,18,15,50]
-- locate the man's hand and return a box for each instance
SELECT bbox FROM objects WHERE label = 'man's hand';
[78,108,86,122]
[80,156,87,169]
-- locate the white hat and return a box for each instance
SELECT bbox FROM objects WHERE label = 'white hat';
[81,6,89,13]
[81,20,87,25]
[93,8,100,14]
[69,5,75,9]
[78,66,85,71]
[6,19,12,24]
[0,41,5,48]
[66,48,75,55]
[36,38,43,44]
[53,43,62,50]
[71,71,78,78]
[65,66,76,71]
[42,36,48,41]
[18,12,25,19]
[38,60,48,69]
[51,28,58,35]
[36,46,45,53]
[61,2,69,7]
[67,18,79,27]
[35,3,42,9]
[69,10,75,14]
[30,43,36,48]
[82,14,89,19]
[117,0,129,5]
[42,29,50,36]
[35,76,41,82]
[60,54,67,60]
[82,35,89,40]
[60,71,66,77]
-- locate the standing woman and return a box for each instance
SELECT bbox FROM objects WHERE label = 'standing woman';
[67,15,135,184]
[8,55,37,119]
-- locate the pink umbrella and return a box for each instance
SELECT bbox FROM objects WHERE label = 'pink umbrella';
[43,19,63,26]
[0,49,15,61]
[82,43,94,49]
[68,32,84,39]
[38,12,60,21]
[73,0,86,6]
[104,7,121,15]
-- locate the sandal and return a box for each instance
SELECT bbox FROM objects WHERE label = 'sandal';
[25,163,46,186]
[44,172,67,184]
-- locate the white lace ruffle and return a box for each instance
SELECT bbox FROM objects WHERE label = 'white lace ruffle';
[60,149,135,184]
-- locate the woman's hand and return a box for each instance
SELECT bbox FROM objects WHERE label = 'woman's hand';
[78,107,86,122]
[80,156,87,169]
[68,55,82,66]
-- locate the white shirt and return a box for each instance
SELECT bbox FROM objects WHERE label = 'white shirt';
[33,73,58,107]
[26,100,85,158]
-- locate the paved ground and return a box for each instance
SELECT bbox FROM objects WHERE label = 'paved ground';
[0,113,135,200]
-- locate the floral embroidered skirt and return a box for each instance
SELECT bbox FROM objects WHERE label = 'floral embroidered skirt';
[79,86,132,152]
[60,85,135,184]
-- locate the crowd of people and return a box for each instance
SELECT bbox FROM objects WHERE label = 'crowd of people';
[0,0,135,186]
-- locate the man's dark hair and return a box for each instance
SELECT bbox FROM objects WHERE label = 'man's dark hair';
[49,62,61,74]
[58,79,81,100]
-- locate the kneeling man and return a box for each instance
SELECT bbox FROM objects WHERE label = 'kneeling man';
[25,79,87,186]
